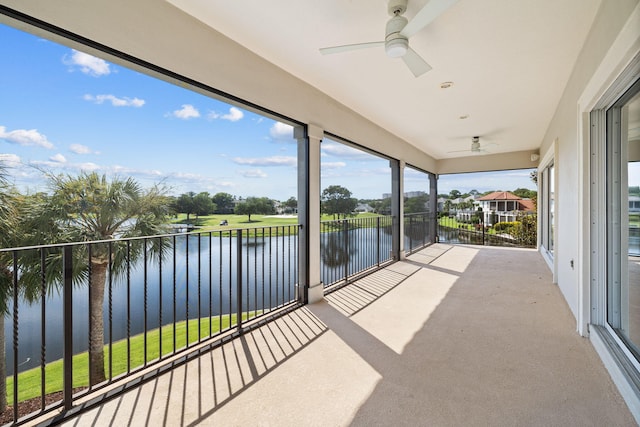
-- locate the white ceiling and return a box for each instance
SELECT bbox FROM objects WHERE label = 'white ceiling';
[169,0,601,159]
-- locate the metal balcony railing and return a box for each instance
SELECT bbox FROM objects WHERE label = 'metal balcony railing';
[320,215,394,288]
[0,224,299,425]
[403,212,431,254]
[437,214,536,248]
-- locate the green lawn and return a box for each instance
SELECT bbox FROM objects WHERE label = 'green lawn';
[173,213,298,229]
[172,213,385,234]
[438,217,500,235]
[6,312,255,405]
[438,217,476,231]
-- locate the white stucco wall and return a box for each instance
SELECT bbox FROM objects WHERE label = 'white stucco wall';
[538,0,640,325]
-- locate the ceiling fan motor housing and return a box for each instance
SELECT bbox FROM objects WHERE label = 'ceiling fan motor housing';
[387,0,408,16]
[385,15,409,57]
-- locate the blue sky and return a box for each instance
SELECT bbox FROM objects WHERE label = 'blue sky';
[0,24,538,201]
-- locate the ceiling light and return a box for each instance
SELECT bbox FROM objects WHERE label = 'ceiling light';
[385,37,408,58]
[440,81,454,89]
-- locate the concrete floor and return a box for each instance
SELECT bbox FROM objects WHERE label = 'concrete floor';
[51,244,635,426]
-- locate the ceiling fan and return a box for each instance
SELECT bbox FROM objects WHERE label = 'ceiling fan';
[447,136,498,155]
[319,0,458,77]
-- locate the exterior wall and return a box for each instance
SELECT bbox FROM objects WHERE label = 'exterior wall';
[437,150,538,174]
[539,0,640,327]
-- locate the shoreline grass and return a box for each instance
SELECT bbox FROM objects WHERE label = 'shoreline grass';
[6,312,257,405]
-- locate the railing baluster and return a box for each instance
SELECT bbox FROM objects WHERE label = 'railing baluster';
[185,235,189,349]
[261,228,265,313]
[62,245,73,410]
[158,237,163,360]
[12,251,19,420]
[172,235,177,353]
[208,232,212,339]
[288,226,291,303]
[143,239,148,366]
[108,242,113,379]
[219,231,223,333]
[228,231,232,329]
[197,233,201,343]
[274,227,277,307]
[40,248,46,410]
[254,230,257,320]
[236,229,243,330]
[343,219,348,285]
[246,230,250,319]
[377,217,381,267]
[281,228,285,306]
[87,243,93,386]
[126,241,131,374]
[208,232,212,340]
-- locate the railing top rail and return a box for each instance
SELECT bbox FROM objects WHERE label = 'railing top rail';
[0,223,302,253]
[320,214,391,225]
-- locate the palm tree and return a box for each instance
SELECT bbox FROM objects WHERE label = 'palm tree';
[35,172,171,385]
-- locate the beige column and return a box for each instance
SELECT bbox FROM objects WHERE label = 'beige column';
[296,124,324,303]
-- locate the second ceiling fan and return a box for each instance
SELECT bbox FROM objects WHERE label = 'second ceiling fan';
[319,0,458,77]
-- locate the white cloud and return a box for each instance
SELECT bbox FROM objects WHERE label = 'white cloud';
[64,50,111,76]
[209,106,244,122]
[49,153,67,163]
[69,143,94,154]
[0,153,22,168]
[232,156,296,167]
[0,126,54,149]
[321,142,370,159]
[170,104,200,120]
[84,94,145,107]
[321,161,347,169]
[240,169,267,178]
[78,162,101,171]
[269,122,294,141]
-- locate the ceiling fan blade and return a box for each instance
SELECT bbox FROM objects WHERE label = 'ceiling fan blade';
[402,48,432,77]
[319,41,384,55]
[401,0,458,38]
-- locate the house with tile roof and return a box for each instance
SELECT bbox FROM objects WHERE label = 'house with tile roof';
[477,191,536,226]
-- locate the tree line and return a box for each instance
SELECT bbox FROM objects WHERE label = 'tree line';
[172,192,298,222]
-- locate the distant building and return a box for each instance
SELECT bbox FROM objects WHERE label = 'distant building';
[476,191,535,226]
[405,191,426,198]
[382,191,427,199]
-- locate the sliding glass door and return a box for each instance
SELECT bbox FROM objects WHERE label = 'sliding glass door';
[606,79,640,354]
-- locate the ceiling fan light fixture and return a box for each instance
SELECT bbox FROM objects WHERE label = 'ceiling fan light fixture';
[385,14,409,58]
[385,37,408,57]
